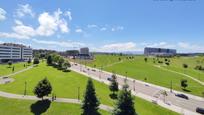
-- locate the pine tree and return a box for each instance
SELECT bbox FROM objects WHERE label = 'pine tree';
[109,74,119,99]
[81,78,100,115]
[47,55,52,65]
[33,78,52,100]
[112,84,137,115]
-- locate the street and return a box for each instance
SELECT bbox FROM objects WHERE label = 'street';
[70,62,204,115]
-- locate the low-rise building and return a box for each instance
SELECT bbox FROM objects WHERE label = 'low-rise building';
[0,43,32,63]
[144,47,176,56]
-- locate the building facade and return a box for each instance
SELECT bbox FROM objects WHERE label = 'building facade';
[0,43,32,63]
[80,47,89,55]
[77,47,93,59]
[144,47,176,56]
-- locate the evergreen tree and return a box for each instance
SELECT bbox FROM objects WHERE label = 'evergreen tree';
[109,74,119,99]
[112,84,137,115]
[47,55,52,65]
[33,78,52,100]
[81,78,100,115]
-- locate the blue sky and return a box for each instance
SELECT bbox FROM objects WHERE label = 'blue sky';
[0,0,204,53]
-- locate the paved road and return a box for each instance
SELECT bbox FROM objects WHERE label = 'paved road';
[70,62,204,115]
[0,91,113,112]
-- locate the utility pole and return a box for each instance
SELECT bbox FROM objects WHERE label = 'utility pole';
[24,81,27,96]
[170,80,172,93]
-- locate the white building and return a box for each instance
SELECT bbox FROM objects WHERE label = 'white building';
[0,43,32,63]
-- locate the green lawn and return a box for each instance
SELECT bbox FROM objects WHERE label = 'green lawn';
[81,54,204,97]
[0,62,29,76]
[0,62,178,115]
[72,54,127,68]
[0,97,109,115]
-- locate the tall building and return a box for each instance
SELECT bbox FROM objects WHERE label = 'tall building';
[77,47,93,59]
[144,47,176,56]
[80,47,89,55]
[0,43,32,63]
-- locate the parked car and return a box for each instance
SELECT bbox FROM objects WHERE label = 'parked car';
[196,107,204,114]
[175,94,189,100]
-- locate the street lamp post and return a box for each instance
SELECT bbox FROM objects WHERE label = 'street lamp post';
[78,87,80,101]
[124,71,127,83]
[133,80,135,91]
[24,81,27,96]
[170,80,172,93]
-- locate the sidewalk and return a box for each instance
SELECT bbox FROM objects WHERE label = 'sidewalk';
[0,91,113,112]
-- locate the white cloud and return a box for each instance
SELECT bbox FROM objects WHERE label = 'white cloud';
[99,42,139,52]
[100,27,107,31]
[0,32,29,39]
[64,11,72,21]
[144,42,175,48]
[0,8,6,21]
[36,8,69,36]
[32,39,85,48]
[177,42,204,52]
[15,4,35,18]
[75,28,83,33]
[111,26,124,32]
[0,8,70,39]
[87,24,97,28]
[111,28,115,32]
[13,20,36,37]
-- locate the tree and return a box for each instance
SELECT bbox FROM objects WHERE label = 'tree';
[62,61,71,71]
[12,66,15,72]
[47,55,53,65]
[183,64,188,69]
[33,58,40,65]
[27,58,31,65]
[144,58,147,62]
[81,78,100,115]
[118,57,121,61]
[8,61,12,68]
[181,79,188,89]
[109,74,119,99]
[182,64,188,73]
[112,84,137,115]
[58,57,65,69]
[33,78,52,100]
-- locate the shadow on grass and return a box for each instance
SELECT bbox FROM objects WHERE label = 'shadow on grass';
[182,88,191,92]
[63,69,71,72]
[109,93,118,99]
[30,99,51,115]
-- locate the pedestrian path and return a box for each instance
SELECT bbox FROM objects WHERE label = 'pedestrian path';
[154,65,204,86]
[0,91,113,112]
[4,65,34,78]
